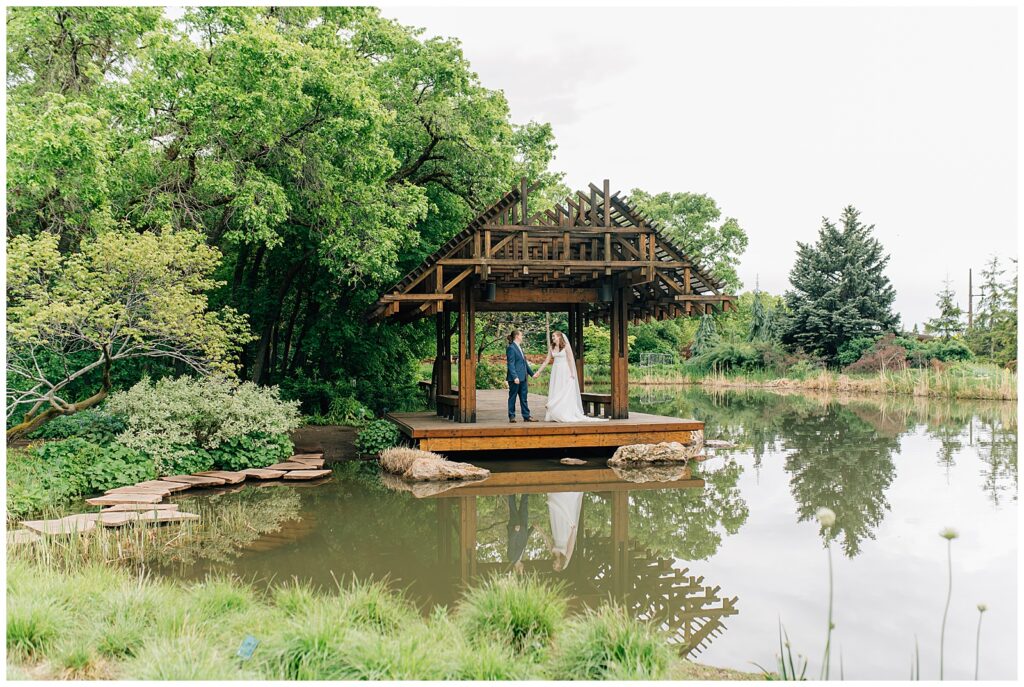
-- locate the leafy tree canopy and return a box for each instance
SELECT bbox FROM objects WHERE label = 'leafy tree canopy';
[628,189,748,291]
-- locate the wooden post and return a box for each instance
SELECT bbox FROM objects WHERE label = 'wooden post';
[457,281,477,423]
[609,286,629,419]
[570,304,585,391]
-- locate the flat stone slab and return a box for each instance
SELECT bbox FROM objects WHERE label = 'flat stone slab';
[282,469,332,480]
[266,461,310,470]
[105,484,175,496]
[86,493,163,506]
[136,479,191,493]
[22,513,99,535]
[290,456,325,468]
[9,529,42,545]
[102,502,180,513]
[161,475,226,487]
[560,458,588,466]
[195,470,247,484]
[241,468,286,480]
[98,510,200,527]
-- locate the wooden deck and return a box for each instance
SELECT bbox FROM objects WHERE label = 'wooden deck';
[387,389,702,452]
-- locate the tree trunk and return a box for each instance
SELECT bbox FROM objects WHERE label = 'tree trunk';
[7,351,112,443]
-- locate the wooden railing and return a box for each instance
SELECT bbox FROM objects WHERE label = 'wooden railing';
[580,392,612,419]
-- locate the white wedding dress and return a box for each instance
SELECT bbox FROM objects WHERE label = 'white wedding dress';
[544,349,609,423]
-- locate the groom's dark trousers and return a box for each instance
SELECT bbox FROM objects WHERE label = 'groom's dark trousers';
[506,342,534,420]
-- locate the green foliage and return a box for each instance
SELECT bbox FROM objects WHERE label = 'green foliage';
[6,6,564,420]
[965,257,1017,367]
[475,360,508,390]
[457,574,568,654]
[782,206,899,364]
[925,278,965,339]
[551,605,673,680]
[204,432,293,472]
[27,408,126,443]
[583,325,611,367]
[748,290,781,343]
[629,189,749,291]
[6,230,251,419]
[629,319,684,363]
[355,419,400,456]
[691,314,719,357]
[107,376,300,475]
[6,597,67,658]
[836,336,880,368]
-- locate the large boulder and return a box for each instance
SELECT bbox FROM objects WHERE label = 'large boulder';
[608,431,703,467]
[378,446,490,483]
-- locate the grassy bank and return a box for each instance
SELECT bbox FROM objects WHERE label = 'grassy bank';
[6,556,755,680]
[586,362,1017,400]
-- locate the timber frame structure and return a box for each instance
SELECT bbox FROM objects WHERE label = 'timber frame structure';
[370,179,735,425]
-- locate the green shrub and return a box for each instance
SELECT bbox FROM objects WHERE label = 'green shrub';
[26,408,126,443]
[837,336,879,367]
[205,432,292,471]
[475,360,507,389]
[354,419,400,456]
[30,438,155,494]
[107,376,300,475]
[685,341,762,374]
[327,395,375,425]
[551,605,672,680]
[457,575,567,654]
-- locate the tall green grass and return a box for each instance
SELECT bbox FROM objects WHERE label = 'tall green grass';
[6,557,696,680]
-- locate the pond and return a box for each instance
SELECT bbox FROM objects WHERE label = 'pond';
[146,387,1016,680]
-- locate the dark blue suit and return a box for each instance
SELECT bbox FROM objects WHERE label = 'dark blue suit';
[506,342,534,420]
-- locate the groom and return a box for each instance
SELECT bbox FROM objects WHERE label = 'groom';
[506,330,537,423]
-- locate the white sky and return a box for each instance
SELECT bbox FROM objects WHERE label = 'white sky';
[383,5,1019,328]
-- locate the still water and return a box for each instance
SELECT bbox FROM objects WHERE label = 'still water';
[154,388,1017,680]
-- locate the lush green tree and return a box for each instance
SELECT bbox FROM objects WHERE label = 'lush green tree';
[6,230,250,439]
[628,190,748,291]
[6,7,563,415]
[924,278,964,340]
[966,256,1017,366]
[782,206,899,364]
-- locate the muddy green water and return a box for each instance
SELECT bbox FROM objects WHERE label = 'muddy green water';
[152,388,1016,680]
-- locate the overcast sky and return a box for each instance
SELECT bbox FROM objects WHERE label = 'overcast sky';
[383,5,1018,328]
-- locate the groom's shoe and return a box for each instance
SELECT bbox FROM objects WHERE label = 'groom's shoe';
[524,417,538,422]
[509,417,517,423]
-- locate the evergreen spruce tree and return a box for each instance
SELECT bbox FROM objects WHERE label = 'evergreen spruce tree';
[782,206,899,363]
[924,278,964,339]
[748,290,779,342]
[967,256,1017,365]
[691,313,719,356]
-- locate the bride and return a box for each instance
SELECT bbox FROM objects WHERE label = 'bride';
[533,329,609,423]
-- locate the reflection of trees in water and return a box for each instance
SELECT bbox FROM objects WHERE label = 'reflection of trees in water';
[779,406,899,557]
[634,387,1018,539]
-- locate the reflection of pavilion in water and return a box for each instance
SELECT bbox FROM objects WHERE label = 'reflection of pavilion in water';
[428,466,739,657]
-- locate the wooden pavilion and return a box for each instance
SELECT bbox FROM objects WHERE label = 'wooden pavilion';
[370,179,735,452]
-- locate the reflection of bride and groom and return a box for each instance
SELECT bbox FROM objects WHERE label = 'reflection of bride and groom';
[507,492,582,572]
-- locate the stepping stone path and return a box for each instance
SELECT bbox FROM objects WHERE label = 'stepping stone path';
[195,470,247,484]
[241,468,287,480]
[19,453,329,538]
[283,469,332,480]
[162,474,227,487]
